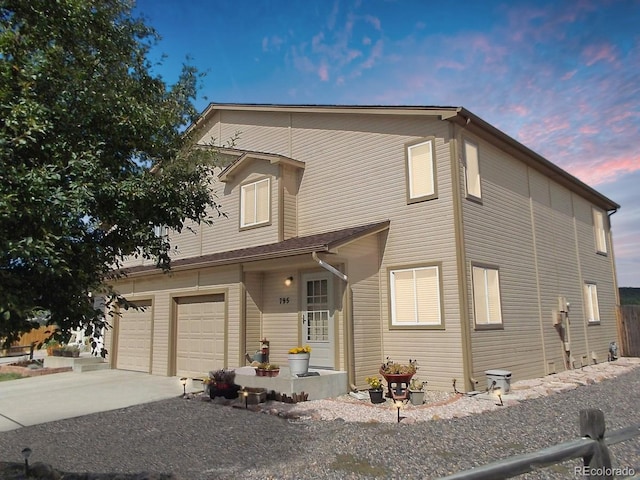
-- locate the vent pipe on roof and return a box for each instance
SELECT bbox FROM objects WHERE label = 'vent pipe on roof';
[312,252,347,282]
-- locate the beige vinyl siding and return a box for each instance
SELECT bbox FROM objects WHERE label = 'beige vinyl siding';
[218,110,291,156]
[244,271,263,355]
[572,195,618,363]
[281,164,299,239]
[463,137,545,382]
[261,270,300,367]
[333,235,382,387]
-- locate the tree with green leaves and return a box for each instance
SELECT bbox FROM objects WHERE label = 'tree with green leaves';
[0,0,221,354]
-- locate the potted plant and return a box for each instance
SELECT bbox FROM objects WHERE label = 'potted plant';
[288,345,311,376]
[44,339,60,356]
[379,357,418,398]
[365,376,385,404]
[255,362,280,377]
[209,369,241,399]
[409,378,426,406]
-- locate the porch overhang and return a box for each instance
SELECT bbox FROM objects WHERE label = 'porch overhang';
[121,220,390,278]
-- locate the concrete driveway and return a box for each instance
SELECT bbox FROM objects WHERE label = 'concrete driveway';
[0,369,185,431]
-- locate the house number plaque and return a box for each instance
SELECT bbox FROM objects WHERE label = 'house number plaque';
[279,297,290,304]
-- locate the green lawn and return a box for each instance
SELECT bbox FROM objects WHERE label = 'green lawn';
[0,372,24,382]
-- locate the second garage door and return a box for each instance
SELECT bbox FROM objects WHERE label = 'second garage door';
[176,294,225,378]
[116,299,152,373]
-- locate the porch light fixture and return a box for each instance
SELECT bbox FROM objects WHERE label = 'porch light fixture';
[284,276,293,287]
[21,447,32,476]
[395,400,403,423]
[180,377,188,397]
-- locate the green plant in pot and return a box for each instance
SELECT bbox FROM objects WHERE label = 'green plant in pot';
[365,376,385,404]
[409,378,426,406]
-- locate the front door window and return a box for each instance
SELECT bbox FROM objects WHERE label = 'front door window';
[303,273,334,369]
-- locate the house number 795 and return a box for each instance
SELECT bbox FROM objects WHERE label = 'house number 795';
[279,297,290,304]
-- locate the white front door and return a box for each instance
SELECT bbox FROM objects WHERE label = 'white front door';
[302,273,334,369]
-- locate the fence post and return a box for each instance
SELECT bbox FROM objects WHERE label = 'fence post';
[580,409,613,479]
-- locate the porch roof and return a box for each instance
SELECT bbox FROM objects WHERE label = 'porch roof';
[122,220,389,276]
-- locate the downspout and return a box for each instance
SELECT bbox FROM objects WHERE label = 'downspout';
[312,252,357,390]
[607,208,623,354]
[312,252,348,282]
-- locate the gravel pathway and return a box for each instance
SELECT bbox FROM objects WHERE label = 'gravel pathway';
[0,359,638,479]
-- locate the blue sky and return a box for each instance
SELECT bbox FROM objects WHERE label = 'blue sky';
[134,0,640,287]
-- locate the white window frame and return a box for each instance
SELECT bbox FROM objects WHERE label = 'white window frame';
[406,138,437,203]
[240,177,270,228]
[593,209,607,254]
[584,283,600,323]
[464,138,482,200]
[472,265,503,327]
[389,265,442,327]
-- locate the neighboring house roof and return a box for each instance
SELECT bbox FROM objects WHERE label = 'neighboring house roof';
[123,220,390,277]
[189,103,619,212]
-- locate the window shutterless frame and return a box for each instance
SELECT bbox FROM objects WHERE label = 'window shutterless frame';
[388,263,444,329]
[405,137,438,204]
[239,176,271,229]
[471,263,503,329]
[592,208,607,255]
[584,282,601,324]
[463,138,482,202]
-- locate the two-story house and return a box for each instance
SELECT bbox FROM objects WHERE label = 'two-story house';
[109,104,620,392]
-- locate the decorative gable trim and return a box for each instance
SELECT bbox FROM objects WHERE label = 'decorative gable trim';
[216,147,305,182]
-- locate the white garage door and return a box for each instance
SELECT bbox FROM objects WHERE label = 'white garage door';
[116,299,152,373]
[176,294,225,378]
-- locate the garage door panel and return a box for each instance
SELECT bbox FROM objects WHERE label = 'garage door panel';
[117,299,152,373]
[176,295,225,378]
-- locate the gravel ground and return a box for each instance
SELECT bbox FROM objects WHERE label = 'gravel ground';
[1,360,639,479]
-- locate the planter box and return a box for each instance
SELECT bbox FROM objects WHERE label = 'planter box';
[255,368,279,377]
[242,387,267,404]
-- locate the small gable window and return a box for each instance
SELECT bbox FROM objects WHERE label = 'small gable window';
[406,139,437,203]
[240,177,270,228]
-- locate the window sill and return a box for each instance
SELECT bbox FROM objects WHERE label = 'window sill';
[389,324,445,331]
[474,324,504,331]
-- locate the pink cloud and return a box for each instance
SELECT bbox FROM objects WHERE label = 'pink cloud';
[579,125,598,135]
[561,70,577,81]
[583,43,618,66]
[567,155,640,185]
[507,104,530,117]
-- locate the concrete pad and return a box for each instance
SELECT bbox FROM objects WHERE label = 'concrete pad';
[0,370,185,431]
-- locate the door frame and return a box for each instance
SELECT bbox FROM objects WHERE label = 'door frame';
[301,271,335,369]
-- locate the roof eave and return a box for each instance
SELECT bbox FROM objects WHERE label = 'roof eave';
[450,108,620,211]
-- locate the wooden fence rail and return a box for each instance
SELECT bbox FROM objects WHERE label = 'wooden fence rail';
[440,409,639,480]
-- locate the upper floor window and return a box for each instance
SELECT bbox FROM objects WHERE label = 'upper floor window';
[390,265,442,327]
[464,139,482,200]
[240,177,270,228]
[593,209,607,254]
[584,283,600,323]
[406,139,437,203]
[472,265,502,328]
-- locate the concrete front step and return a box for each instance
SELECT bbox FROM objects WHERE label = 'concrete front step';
[44,355,110,373]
